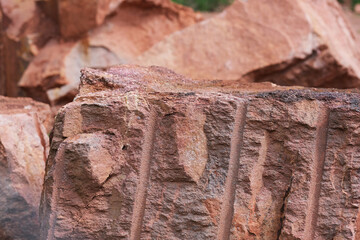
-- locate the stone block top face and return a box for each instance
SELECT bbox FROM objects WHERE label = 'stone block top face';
[79,65,195,95]
[42,65,360,240]
[0,96,53,132]
[78,65,360,103]
[0,96,51,114]
[78,64,304,97]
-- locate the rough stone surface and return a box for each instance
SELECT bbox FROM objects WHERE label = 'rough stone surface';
[18,0,200,105]
[41,65,360,239]
[137,0,360,88]
[0,96,51,239]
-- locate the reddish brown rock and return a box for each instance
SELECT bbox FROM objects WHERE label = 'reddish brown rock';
[0,0,58,97]
[18,0,200,105]
[0,8,4,96]
[0,96,51,239]
[57,0,199,39]
[57,0,123,39]
[0,0,57,52]
[0,0,37,41]
[17,40,76,104]
[137,0,360,88]
[355,4,360,14]
[41,65,360,239]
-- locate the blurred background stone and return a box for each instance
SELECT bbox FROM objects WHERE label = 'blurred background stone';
[0,96,51,240]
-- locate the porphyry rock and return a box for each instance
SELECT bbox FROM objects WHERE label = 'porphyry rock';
[41,65,360,239]
[137,0,360,88]
[18,0,200,105]
[0,96,51,239]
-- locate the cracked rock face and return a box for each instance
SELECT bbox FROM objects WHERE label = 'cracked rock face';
[137,0,360,88]
[41,65,360,239]
[0,96,51,240]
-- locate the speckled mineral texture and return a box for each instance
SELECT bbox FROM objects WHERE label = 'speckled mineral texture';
[0,96,51,240]
[41,65,360,239]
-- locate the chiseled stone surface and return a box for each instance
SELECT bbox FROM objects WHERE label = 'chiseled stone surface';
[0,96,51,240]
[137,0,360,88]
[41,65,360,239]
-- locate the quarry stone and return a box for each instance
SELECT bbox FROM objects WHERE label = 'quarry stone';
[41,65,360,239]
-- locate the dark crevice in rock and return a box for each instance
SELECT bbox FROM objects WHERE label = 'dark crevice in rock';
[33,113,47,162]
[277,175,293,240]
[0,141,7,167]
[243,45,359,89]
[102,173,117,186]
[244,47,319,84]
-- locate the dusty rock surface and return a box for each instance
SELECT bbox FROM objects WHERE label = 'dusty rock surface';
[18,0,200,105]
[0,96,51,240]
[41,65,360,239]
[137,0,360,88]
